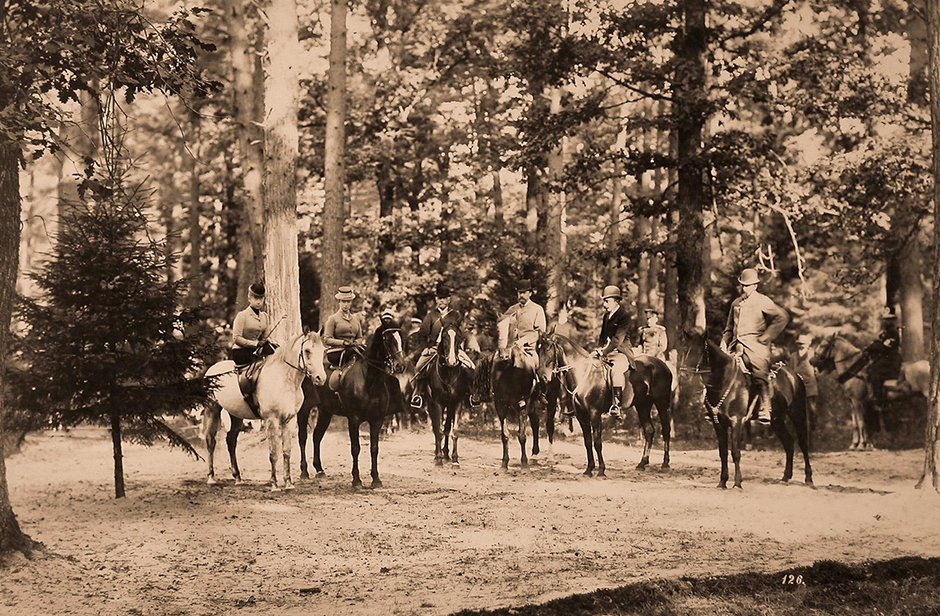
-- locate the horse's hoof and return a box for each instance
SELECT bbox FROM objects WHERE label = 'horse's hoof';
[597,470,606,477]
[660,463,670,471]
[636,463,647,471]
[316,471,326,478]
[284,483,295,491]
[717,483,727,489]
[733,484,743,490]
[451,461,460,468]
[435,459,444,467]
[234,478,245,486]
[583,470,593,477]
[352,479,363,489]
[207,476,218,486]
[271,485,282,493]
[371,480,383,489]
[300,471,310,480]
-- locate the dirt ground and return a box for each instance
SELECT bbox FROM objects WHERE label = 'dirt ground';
[2,419,939,616]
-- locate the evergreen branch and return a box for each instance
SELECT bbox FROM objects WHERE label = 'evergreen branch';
[146,416,202,460]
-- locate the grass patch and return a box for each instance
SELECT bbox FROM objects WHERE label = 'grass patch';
[450,556,940,616]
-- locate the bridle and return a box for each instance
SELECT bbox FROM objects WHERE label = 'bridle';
[680,338,741,415]
[284,333,316,378]
[538,335,580,398]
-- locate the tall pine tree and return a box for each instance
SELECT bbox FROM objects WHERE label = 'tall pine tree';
[12,166,215,499]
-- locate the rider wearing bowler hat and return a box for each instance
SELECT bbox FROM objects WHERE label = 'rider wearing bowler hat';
[720,268,789,425]
[592,284,637,418]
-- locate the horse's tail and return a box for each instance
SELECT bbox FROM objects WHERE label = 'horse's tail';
[474,355,493,401]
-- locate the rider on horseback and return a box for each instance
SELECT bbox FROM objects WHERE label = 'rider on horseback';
[638,307,668,360]
[496,279,546,367]
[720,268,789,425]
[230,282,276,417]
[591,285,637,418]
[410,282,475,409]
[323,285,366,369]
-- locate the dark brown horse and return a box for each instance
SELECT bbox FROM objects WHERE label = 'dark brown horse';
[482,342,543,469]
[630,354,674,470]
[536,332,636,476]
[298,321,414,488]
[422,315,473,466]
[681,331,813,489]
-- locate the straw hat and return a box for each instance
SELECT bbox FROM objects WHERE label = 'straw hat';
[335,286,356,301]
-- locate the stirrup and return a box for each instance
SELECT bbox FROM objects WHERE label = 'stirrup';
[410,395,424,409]
[607,403,621,418]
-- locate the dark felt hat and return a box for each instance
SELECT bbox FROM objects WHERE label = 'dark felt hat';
[249,282,265,297]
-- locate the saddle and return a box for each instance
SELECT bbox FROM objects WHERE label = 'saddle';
[326,357,357,392]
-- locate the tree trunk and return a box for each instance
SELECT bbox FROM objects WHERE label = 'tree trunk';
[376,159,396,290]
[0,138,32,553]
[674,0,708,338]
[228,0,265,298]
[545,88,566,319]
[492,170,504,234]
[109,409,125,499]
[920,0,940,492]
[186,119,203,307]
[320,0,347,327]
[262,0,303,342]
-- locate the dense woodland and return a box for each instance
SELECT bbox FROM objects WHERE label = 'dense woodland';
[3,0,940,551]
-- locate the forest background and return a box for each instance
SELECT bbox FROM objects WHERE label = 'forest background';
[8,0,935,452]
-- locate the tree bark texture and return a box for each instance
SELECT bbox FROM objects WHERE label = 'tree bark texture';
[545,88,566,318]
[110,409,126,499]
[187,119,203,307]
[0,139,32,552]
[228,0,265,297]
[921,0,940,492]
[320,0,348,327]
[262,0,302,342]
[674,0,708,336]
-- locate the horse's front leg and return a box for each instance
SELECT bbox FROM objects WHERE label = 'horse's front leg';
[592,411,605,477]
[369,418,383,488]
[499,409,510,470]
[312,409,333,476]
[659,403,672,470]
[772,413,795,483]
[730,417,745,489]
[578,411,595,476]
[203,403,221,485]
[226,415,245,485]
[282,417,296,490]
[450,402,460,466]
[529,395,540,458]
[517,404,529,467]
[714,417,729,489]
[849,401,862,450]
[431,401,444,466]
[267,418,283,491]
[298,406,311,480]
[636,404,653,471]
[348,417,363,488]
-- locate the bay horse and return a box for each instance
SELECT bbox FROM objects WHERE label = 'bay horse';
[813,335,876,450]
[681,331,813,489]
[630,354,674,470]
[536,332,637,476]
[202,330,328,490]
[304,320,414,488]
[484,340,543,469]
[424,314,473,466]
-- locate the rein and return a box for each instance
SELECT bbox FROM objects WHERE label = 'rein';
[283,333,314,378]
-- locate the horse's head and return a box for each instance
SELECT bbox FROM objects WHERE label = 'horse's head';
[300,330,328,386]
[678,328,709,374]
[536,332,564,383]
[812,335,838,374]
[437,314,465,368]
[372,323,407,374]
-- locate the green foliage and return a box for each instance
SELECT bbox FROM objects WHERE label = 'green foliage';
[9,170,217,454]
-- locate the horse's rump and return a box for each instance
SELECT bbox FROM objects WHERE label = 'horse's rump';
[205,360,256,419]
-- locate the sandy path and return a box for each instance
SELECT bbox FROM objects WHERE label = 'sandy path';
[2,422,938,616]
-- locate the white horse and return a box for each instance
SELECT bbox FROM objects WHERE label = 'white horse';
[203,330,327,490]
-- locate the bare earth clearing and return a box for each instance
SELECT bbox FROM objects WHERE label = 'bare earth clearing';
[2,421,939,616]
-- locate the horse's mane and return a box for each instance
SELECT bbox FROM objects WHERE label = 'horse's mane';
[547,333,591,359]
[272,331,307,361]
[365,323,392,361]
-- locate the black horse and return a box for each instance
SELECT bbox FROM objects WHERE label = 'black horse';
[297,321,414,488]
[630,354,675,470]
[423,314,474,466]
[681,331,813,489]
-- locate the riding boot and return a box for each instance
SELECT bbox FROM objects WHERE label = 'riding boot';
[607,386,622,418]
[757,380,772,425]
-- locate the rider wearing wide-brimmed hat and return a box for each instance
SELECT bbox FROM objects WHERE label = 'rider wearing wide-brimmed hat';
[720,268,789,425]
[323,285,366,367]
[230,282,275,416]
[591,284,637,418]
[410,282,475,409]
[496,278,547,371]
